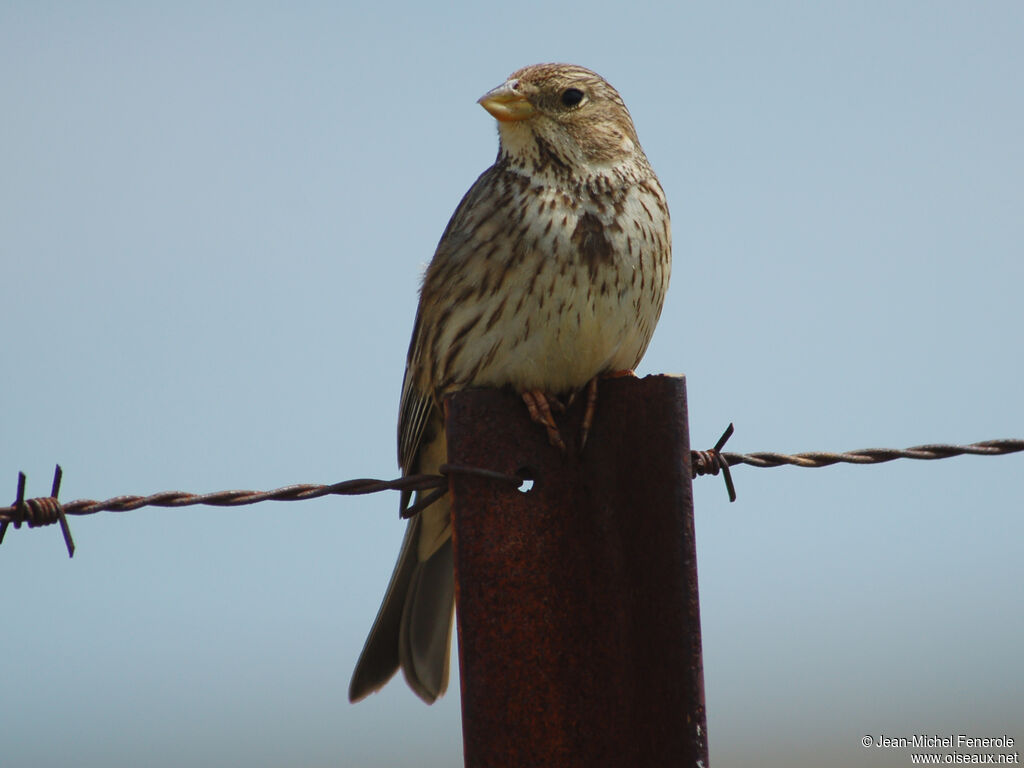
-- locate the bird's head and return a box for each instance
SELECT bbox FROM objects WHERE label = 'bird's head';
[478,63,644,175]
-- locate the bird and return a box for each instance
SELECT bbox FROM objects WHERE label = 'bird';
[348,63,671,704]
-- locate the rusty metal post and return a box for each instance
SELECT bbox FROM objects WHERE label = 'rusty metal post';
[446,374,708,768]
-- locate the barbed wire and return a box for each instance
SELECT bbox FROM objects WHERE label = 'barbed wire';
[720,438,1024,469]
[3,432,1021,558]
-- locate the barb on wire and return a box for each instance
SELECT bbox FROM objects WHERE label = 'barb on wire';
[3,436,1021,554]
[691,424,737,502]
[1,465,74,557]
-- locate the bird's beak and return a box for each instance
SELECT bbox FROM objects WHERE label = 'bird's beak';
[478,81,535,122]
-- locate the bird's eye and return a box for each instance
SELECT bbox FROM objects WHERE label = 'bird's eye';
[561,87,585,107]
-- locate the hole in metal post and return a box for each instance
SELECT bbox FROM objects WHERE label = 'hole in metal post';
[515,467,537,493]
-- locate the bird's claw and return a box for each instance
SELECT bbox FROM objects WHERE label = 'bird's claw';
[579,377,600,450]
[578,371,635,449]
[523,373,629,451]
[521,390,567,451]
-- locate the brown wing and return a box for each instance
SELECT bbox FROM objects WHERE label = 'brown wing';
[395,161,510,511]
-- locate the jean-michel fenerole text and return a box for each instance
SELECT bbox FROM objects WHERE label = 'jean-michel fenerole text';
[874,735,1015,750]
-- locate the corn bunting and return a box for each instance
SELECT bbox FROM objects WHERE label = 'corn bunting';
[349,63,671,703]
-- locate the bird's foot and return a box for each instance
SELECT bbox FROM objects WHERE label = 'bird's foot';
[521,390,566,451]
[578,377,600,450]
[523,370,636,452]
[578,370,635,450]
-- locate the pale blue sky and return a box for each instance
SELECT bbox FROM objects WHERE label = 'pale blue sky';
[3,3,1022,767]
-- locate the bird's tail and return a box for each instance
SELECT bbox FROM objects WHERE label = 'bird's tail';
[348,513,455,704]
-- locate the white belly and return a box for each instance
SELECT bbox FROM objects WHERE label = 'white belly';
[434,183,670,395]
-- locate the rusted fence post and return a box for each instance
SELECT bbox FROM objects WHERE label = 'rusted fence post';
[446,374,708,768]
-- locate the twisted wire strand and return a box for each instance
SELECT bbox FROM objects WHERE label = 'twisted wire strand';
[1,473,449,521]
[2,438,1021,556]
[721,439,1024,469]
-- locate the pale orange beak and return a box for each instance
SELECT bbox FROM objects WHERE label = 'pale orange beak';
[478,80,535,122]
